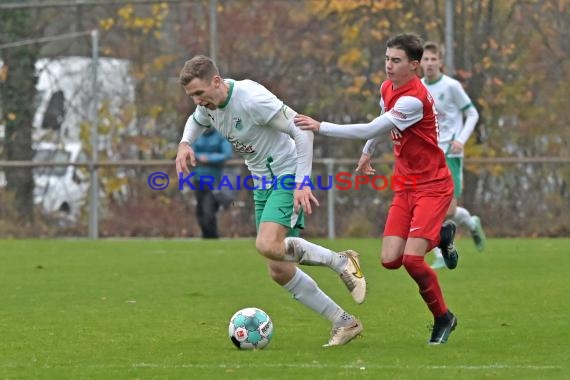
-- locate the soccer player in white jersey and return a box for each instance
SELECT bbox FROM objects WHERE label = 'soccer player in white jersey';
[421,41,487,269]
[175,55,365,346]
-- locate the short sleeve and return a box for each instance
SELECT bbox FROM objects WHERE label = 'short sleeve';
[245,81,282,125]
[383,96,423,130]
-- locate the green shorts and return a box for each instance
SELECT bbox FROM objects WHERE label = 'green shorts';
[446,156,463,198]
[253,175,305,237]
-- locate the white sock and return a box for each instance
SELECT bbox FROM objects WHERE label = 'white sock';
[432,247,443,259]
[284,237,346,273]
[283,268,350,325]
[453,207,476,230]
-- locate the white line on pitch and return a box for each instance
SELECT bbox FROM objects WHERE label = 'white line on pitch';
[134,363,562,370]
[0,362,562,370]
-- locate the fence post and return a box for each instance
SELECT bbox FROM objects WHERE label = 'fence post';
[324,158,335,239]
[88,29,99,239]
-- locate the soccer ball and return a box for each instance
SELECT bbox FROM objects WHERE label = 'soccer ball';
[228,307,274,349]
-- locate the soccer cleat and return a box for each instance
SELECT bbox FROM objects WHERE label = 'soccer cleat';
[323,318,363,347]
[428,310,457,345]
[338,250,366,304]
[438,220,459,269]
[430,256,447,270]
[470,216,486,252]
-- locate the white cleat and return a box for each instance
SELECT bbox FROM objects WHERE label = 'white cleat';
[430,256,446,270]
[339,250,366,304]
[323,318,363,347]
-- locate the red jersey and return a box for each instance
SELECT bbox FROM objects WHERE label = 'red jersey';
[380,76,452,193]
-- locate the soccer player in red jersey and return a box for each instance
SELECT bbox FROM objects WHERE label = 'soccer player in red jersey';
[294,33,458,344]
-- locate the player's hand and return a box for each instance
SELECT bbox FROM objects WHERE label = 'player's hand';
[294,186,319,215]
[356,153,376,175]
[390,128,402,140]
[175,143,197,175]
[294,114,321,132]
[450,140,464,154]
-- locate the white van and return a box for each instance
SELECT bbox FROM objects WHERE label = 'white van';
[1,56,135,141]
[32,141,129,222]
[1,56,135,220]
[32,56,135,143]
[33,141,89,221]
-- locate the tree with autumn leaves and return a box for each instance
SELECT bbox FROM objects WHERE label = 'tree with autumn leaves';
[1,0,568,235]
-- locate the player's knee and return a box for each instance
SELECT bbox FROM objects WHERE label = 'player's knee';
[447,199,458,217]
[381,256,403,270]
[255,236,270,256]
[255,235,279,259]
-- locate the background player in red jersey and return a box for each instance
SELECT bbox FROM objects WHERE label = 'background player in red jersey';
[294,33,458,344]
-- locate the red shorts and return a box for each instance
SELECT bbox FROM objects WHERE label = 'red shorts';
[383,186,453,251]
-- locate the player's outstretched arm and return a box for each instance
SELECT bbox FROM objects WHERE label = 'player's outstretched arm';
[295,113,394,140]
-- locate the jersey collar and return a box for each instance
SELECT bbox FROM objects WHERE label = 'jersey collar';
[423,74,444,85]
[218,80,234,109]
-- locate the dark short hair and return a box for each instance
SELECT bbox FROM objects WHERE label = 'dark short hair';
[179,55,219,86]
[386,33,424,62]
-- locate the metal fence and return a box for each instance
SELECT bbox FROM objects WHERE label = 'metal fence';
[1,157,568,238]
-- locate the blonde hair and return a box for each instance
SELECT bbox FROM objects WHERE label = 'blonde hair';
[423,41,445,60]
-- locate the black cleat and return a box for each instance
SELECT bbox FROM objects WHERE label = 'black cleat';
[439,220,459,269]
[429,310,457,345]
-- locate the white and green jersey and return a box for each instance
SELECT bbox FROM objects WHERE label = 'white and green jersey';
[191,79,298,187]
[422,74,478,157]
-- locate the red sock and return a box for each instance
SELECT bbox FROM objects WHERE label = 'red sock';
[402,254,447,317]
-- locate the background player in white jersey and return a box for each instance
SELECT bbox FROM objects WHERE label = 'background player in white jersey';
[421,41,487,269]
[175,55,365,346]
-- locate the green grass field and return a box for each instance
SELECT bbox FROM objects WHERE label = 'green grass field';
[0,238,568,379]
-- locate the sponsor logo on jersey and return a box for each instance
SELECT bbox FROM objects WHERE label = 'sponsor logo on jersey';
[389,109,407,119]
[227,135,254,153]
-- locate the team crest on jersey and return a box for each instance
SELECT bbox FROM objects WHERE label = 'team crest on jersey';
[233,116,243,130]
